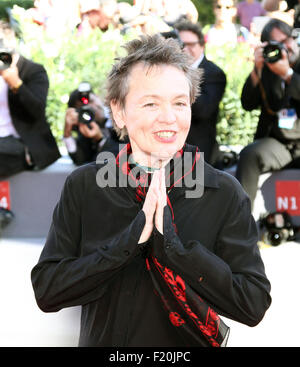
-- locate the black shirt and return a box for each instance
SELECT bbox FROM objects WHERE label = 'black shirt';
[31,145,271,347]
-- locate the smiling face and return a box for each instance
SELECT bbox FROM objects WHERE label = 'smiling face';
[110,62,191,167]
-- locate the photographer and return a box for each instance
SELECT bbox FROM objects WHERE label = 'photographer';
[174,21,226,165]
[64,83,120,165]
[0,20,60,179]
[236,18,300,208]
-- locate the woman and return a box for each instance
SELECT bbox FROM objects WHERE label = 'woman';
[31,34,271,347]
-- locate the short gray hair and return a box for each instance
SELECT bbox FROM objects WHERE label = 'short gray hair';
[105,33,201,140]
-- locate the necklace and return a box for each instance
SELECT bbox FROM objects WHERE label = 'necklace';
[129,157,161,173]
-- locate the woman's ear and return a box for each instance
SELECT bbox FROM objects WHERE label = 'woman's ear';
[110,100,125,129]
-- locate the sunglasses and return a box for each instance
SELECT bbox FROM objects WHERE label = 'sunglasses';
[216,4,233,9]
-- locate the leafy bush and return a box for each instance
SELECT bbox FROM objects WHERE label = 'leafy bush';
[205,42,260,146]
[12,5,133,144]
[192,0,215,26]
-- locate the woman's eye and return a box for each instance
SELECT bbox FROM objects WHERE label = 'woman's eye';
[143,103,156,108]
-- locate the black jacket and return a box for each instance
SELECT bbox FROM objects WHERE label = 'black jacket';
[241,57,300,143]
[187,56,226,163]
[8,56,60,168]
[31,144,271,347]
[69,128,121,165]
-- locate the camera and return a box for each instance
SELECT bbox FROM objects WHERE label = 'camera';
[78,105,95,125]
[262,41,287,63]
[259,211,296,246]
[0,49,12,70]
[218,150,238,169]
[215,146,239,170]
[77,82,95,125]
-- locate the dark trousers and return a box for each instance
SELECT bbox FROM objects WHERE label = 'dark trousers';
[0,136,28,180]
[236,137,300,208]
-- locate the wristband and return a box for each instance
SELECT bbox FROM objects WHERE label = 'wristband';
[283,67,293,81]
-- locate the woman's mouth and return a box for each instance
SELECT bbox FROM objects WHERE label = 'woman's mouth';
[154,130,177,142]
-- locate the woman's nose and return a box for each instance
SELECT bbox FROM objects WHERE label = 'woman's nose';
[157,105,176,124]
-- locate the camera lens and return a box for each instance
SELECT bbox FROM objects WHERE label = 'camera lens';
[268,231,283,246]
[81,111,93,123]
[263,41,284,63]
[0,52,12,70]
[267,228,291,246]
[78,105,95,124]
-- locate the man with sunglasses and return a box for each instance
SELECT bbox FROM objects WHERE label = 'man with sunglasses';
[236,18,300,209]
[175,21,226,165]
[204,0,250,45]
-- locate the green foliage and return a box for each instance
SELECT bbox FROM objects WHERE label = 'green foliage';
[191,0,215,26]
[0,0,33,20]
[205,42,260,146]
[12,5,133,144]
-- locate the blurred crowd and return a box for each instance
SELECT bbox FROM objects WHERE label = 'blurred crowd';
[0,0,300,218]
[23,0,297,43]
[25,0,198,36]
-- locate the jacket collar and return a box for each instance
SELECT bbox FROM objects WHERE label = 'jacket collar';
[16,54,25,70]
[183,143,219,189]
[105,143,220,189]
[95,143,220,195]
[198,55,207,68]
[191,54,205,69]
[203,161,220,188]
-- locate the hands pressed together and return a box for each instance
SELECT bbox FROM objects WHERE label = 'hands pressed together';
[138,168,167,244]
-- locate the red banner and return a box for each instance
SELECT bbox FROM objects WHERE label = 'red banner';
[276,181,300,216]
[0,181,11,210]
